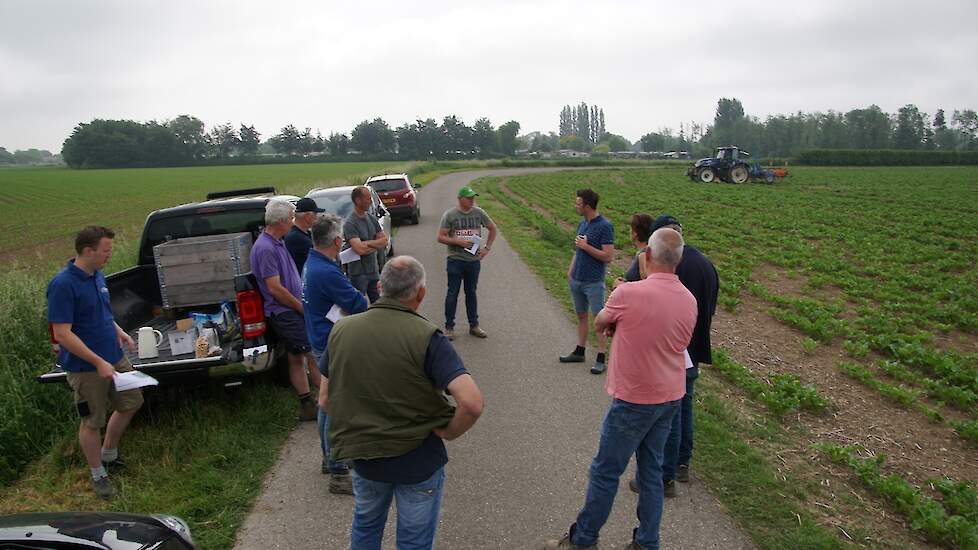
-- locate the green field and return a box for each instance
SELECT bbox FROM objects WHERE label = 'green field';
[473,166,978,549]
[0,162,415,271]
[3,163,976,548]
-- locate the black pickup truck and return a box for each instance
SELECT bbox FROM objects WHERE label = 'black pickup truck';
[39,187,298,388]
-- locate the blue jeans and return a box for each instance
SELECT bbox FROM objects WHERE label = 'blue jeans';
[569,278,605,315]
[445,258,481,329]
[351,467,445,550]
[573,398,679,550]
[312,348,348,475]
[663,367,698,481]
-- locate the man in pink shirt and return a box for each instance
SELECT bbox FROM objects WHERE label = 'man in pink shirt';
[545,228,696,550]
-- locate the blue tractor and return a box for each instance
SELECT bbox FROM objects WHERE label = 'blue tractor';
[686,146,751,183]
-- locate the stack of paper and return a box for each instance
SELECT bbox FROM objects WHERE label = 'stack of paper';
[113,371,159,391]
[339,248,361,265]
[462,236,481,255]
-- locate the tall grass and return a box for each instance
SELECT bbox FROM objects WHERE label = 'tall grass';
[0,270,73,485]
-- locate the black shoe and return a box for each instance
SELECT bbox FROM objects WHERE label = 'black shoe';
[102,457,127,471]
[677,464,690,482]
[628,478,638,493]
[559,352,585,363]
[664,479,677,498]
[590,359,606,374]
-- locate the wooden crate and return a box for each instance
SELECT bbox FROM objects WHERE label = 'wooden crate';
[153,232,253,308]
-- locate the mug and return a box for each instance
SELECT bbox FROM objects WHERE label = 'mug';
[137,326,164,359]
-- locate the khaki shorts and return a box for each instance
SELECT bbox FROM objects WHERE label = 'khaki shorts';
[66,357,145,429]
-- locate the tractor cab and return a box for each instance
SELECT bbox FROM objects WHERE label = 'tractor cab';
[716,146,750,161]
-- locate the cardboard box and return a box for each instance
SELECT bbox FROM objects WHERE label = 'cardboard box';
[175,318,194,331]
[167,326,198,356]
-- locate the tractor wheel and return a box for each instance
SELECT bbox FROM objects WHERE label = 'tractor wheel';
[765,172,775,184]
[729,165,749,184]
[698,168,716,183]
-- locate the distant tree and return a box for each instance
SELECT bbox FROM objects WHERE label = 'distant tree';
[351,118,395,154]
[640,131,669,152]
[271,124,302,155]
[952,109,978,149]
[239,124,261,155]
[472,117,496,154]
[497,121,521,156]
[816,111,848,149]
[576,103,591,144]
[560,134,586,152]
[209,122,240,158]
[604,133,630,151]
[559,106,574,137]
[62,118,181,168]
[893,104,926,149]
[592,143,610,156]
[934,109,947,130]
[844,105,891,149]
[167,115,208,160]
[440,115,472,154]
[0,146,13,164]
[326,132,349,155]
[299,127,315,155]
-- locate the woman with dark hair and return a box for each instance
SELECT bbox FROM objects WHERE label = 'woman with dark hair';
[615,213,654,287]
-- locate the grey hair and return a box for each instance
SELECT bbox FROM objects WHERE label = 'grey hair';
[647,228,685,268]
[310,213,342,248]
[265,198,294,225]
[380,256,426,300]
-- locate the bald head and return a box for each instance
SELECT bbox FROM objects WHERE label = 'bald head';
[380,255,427,302]
[647,228,685,269]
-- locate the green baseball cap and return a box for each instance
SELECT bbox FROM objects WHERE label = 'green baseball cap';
[458,186,479,198]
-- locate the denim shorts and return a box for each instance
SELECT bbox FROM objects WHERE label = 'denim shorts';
[569,278,605,314]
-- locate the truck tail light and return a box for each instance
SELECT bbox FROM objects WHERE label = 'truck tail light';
[48,323,60,355]
[236,289,266,338]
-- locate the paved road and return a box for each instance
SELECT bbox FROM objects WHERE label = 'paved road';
[235,169,754,549]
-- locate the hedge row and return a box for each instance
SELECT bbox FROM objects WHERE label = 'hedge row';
[796,149,978,166]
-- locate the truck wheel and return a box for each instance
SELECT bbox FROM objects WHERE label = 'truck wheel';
[698,168,716,183]
[729,165,749,184]
[410,208,420,225]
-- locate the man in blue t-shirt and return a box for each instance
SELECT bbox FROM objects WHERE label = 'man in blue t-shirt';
[46,225,144,499]
[559,188,615,374]
[302,213,368,491]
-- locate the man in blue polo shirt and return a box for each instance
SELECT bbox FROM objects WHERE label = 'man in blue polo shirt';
[559,188,615,374]
[47,225,144,499]
[302,213,368,492]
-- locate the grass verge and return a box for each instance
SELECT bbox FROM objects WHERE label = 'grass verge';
[0,379,297,550]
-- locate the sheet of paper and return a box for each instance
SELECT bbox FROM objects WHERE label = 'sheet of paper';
[326,303,347,323]
[113,371,159,392]
[339,247,361,265]
[683,350,694,370]
[462,235,481,255]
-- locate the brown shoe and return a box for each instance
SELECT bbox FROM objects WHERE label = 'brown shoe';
[329,473,354,495]
[469,326,488,338]
[542,533,595,549]
[677,464,690,482]
[299,399,317,422]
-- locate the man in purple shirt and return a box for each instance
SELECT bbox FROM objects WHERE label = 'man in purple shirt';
[251,198,320,421]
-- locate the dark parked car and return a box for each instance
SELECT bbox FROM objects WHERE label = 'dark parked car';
[366,173,420,224]
[0,511,195,549]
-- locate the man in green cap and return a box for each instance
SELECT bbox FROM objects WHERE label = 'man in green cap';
[436,185,497,340]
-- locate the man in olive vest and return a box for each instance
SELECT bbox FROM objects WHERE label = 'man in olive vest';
[325,255,484,549]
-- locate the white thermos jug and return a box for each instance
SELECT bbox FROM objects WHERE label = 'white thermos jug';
[137,327,164,359]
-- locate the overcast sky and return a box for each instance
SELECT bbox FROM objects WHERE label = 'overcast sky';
[2,0,976,152]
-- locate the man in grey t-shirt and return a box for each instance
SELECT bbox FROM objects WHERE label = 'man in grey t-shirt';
[436,186,497,340]
[343,186,389,303]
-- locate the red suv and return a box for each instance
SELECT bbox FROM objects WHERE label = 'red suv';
[366,174,420,224]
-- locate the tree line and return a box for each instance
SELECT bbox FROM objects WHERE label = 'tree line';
[0,147,59,166]
[635,98,978,158]
[60,114,523,169]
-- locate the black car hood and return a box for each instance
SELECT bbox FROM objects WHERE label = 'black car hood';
[0,512,177,549]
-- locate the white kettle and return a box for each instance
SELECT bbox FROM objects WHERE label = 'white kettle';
[137,327,164,359]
